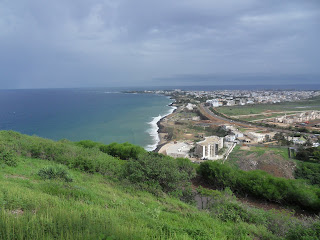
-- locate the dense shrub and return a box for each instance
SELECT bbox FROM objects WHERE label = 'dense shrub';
[296,146,320,163]
[125,152,196,195]
[295,161,320,187]
[75,140,101,149]
[273,132,292,146]
[286,219,320,240]
[99,142,146,160]
[0,148,18,167]
[71,155,95,173]
[199,161,320,212]
[38,166,73,182]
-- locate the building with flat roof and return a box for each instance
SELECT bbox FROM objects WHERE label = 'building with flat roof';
[206,99,220,107]
[246,132,266,143]
[195,136,224,160]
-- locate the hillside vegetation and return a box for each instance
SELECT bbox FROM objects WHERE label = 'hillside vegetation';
[0,131,320,239]
[199,161,320,212]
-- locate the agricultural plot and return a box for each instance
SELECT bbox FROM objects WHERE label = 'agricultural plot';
[217,96,320,117]
[226,145,295,179]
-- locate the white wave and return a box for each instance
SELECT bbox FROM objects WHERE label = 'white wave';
[144,104,177,151]
[104,91,120,94]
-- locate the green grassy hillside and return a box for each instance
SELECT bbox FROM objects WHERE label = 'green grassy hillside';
[0,131,319,239]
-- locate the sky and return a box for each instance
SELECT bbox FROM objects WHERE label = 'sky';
[0,0,319,89]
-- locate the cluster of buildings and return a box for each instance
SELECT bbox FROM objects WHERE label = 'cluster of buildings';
[164,135,234,161]
[164,123,278,160]
[164,129,236,160]
[163,119,318,160]
[205,97,250,107]
[193,130,273,160]
[139,88,320,161]
[204,90,320,107]
[273,111,320,125]
[130,89,320,108]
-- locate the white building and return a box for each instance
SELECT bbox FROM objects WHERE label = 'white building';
[195,136,224,160]
[186,103,196,111]
[224,135,236,142]
[233,131,244,138]
[206,99,220,107]
[246,132,266,143]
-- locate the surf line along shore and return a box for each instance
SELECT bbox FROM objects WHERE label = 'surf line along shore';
[153,100,178,153]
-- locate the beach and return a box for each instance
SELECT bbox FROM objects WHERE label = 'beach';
[148,100,177,152]
[152,101,178,152]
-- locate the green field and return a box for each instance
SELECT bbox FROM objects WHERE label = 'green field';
[217,96,320,117]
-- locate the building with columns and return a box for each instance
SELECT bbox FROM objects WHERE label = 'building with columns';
[195,136,224,160]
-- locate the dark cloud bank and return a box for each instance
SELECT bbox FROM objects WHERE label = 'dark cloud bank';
[0,0,319,89]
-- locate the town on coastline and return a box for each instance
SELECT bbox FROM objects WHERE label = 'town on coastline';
[126,89,320,168]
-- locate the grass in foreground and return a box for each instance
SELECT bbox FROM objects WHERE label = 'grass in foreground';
[0,131,320,239]
[1,156,276,240]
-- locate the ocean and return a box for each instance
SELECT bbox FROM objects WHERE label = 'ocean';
[1,84,319,151]
[0,88,175,151]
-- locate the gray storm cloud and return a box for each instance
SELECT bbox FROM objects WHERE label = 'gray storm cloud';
[0,0,319,88]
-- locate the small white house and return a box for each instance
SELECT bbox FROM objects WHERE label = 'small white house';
[206,99,220,107]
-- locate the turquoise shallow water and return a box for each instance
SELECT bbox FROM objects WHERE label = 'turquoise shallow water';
[0,88,174,150]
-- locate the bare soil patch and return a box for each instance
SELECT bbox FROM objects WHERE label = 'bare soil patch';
[235,151,296,179]
[240,146,250,150]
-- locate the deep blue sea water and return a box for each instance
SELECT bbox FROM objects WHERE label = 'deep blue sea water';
[0,88,174,150]
[1,84,318,150]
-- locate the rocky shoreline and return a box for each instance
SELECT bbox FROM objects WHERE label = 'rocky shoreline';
[153,100,177,152]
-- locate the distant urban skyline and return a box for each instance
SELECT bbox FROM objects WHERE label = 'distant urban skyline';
[0,0,319,89]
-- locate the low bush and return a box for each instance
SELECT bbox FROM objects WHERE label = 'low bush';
[38,166,73,182]
[71,155,95,173]
[0,148,18,167]
[75,140,101,149]
[295,161,320,187]
[286,218,320,240]
[125,152,196,196]
[296,146,320,163]
[99,142,146,160]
